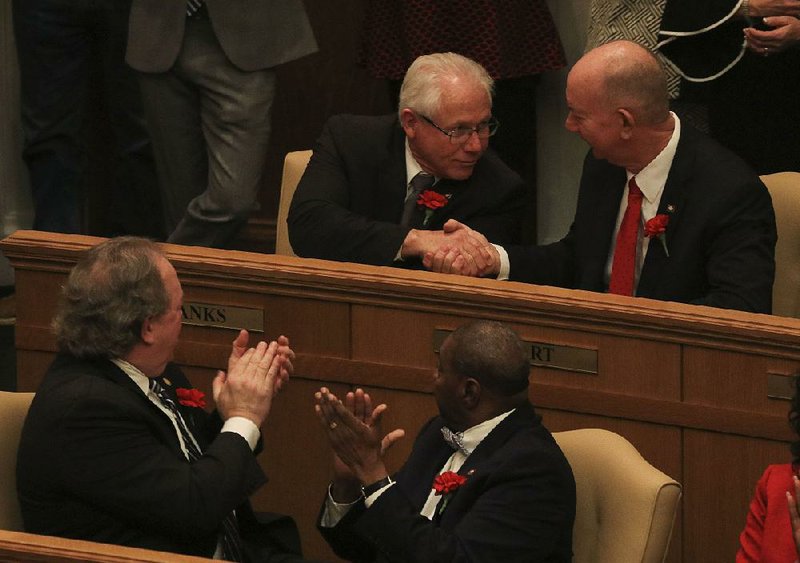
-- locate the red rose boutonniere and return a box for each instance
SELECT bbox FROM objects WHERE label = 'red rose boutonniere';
[432,471,467,514]
[644,214,670,257]
[176,388,207,409]
[416,190,451,226]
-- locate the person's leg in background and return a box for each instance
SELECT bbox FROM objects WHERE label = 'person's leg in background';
[161,18,276,248]
[13,0,90,234]
[97,0,164,239]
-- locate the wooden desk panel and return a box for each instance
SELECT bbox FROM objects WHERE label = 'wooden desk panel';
[4,230,800,563]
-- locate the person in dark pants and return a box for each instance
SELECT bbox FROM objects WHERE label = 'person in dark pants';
[12,0,163,238]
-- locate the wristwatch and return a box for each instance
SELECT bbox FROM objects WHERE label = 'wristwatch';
[361,476,394,498]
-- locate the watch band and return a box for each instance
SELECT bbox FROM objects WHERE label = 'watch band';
[361,475,393,498]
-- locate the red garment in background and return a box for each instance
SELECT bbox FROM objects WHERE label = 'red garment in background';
[359,0,565,80]
[737,464,800,563]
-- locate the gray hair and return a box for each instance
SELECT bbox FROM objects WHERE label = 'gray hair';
[444,320,529,396]
[53,237,170,359]
[398,52,494,120]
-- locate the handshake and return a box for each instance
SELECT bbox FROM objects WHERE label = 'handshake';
[400,219,501,277]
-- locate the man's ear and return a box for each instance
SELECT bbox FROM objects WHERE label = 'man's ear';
[462,377,481,410]
[618,108,636,139]
[400,108,418,138]
[140,316,156,345]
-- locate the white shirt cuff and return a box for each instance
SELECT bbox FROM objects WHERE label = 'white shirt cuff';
[494,244,510,281]
[320,484,361,528]
[221,416,261,451]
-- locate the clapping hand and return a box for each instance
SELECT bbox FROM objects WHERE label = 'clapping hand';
[315,387,405,502]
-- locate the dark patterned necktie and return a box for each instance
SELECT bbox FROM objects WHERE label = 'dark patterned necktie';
[441,426,469,455]
[400,172,435,228]
[186,0,204,17]
[149,379,244,562]
[608,177,643,296]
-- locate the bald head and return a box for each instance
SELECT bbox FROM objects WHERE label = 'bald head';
[573,41,669,125]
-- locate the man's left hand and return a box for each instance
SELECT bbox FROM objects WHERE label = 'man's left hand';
[315,388,404,487]
[745,16,800,54]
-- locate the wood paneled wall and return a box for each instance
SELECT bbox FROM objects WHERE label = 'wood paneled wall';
[4,231,800,562]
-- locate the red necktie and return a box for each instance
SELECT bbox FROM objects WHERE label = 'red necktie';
[608,177,643,296]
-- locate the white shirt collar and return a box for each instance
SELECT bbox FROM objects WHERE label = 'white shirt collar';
[626,111,681,205]
[458,408,515,455]
[111,358,151,396]
[405,138,438,187]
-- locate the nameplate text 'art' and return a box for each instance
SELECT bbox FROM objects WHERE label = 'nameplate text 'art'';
[433,329,597,375]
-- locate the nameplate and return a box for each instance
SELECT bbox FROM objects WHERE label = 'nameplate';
[181,302,264,333]
[433,329,598,375]
[767,372,796,401]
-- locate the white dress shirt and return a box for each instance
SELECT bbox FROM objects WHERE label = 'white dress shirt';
[603,112,681,291]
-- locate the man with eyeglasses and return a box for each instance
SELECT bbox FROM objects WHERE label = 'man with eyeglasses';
[288,52,525,269]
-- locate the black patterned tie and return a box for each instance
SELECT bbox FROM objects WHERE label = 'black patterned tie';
[441,426,469,455]
[150,379,244,562]
[400,172,435,228]
[186,0,204,17]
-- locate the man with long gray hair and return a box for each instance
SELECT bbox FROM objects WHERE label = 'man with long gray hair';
[17,237,308,561]
[288,52,525,270]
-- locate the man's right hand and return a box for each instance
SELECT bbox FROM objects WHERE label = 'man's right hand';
[402,220,499,276]
[421,220,501,277]
[213,339,286,428]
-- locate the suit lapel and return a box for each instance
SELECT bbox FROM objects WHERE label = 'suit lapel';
[378,123,412,224]
[578,163,627,289]
[95,358,201,456]
[398,418,458,510]
[637,132,694,295]
[437,404,540,520]
[458,403,538,475]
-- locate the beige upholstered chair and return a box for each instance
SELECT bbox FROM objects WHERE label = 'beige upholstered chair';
[276,150,313,257]
[760,172,800,317]
[553,429,681,563]
[0,391,34,531]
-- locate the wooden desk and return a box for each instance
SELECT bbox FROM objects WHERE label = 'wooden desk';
[0,529,214,562]
[3,230,798,563]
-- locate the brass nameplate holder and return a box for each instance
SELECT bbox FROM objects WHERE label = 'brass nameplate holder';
[767,372,796,401]
[433,329,598,375]
[181,302,264,333]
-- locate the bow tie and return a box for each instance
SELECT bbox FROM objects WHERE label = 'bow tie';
[441,427,469,455]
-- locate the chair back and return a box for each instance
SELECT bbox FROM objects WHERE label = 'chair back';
[760,172,800,317]
[553,429,681,563]
[0,391,34,531]
[276,150,313,256]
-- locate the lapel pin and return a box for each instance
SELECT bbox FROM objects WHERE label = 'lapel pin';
[467,469,476,476]
[666,204,676,213]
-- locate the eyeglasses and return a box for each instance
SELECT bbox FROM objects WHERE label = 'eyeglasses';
[421,115,500,144]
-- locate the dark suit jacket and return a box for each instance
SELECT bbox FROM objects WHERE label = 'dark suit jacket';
[288,114,526,266]
[507,126,776,313]
[319,403,575,562]
[126,0,317,73]
[15,353,285,559]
